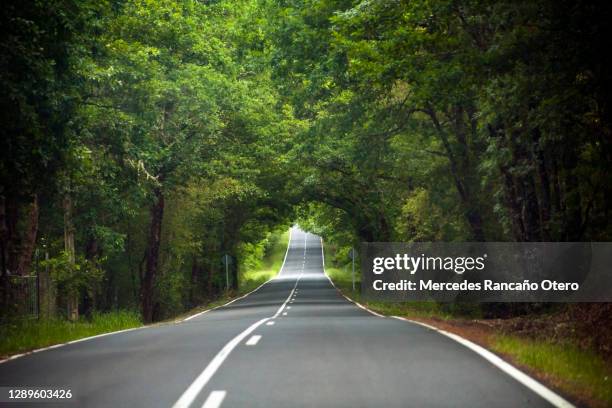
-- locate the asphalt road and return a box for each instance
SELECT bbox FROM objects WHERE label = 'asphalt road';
[0,228,559,407]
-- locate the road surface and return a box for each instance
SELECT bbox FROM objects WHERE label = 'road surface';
[0,228,559,407]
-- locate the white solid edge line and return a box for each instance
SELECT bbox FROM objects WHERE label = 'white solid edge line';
[245,335,261,346]
[183,228,294,322]
[273,227,294,280]
[319,237,384,318]
[391,316,575,408]
[320,237,573,408]
[65,327,142,345]
[201,390,227,408]
[0,326,143,365]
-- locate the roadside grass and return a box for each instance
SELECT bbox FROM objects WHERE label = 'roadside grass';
[493,336,612,406]
[239,230,289,293]
[0,231,291,359]
[0,310,142,359]
[323,241,611,407]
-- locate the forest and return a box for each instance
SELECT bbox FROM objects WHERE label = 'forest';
[1,0,610,325]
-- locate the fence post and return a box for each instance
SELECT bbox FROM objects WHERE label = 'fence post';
[38,251,56,319]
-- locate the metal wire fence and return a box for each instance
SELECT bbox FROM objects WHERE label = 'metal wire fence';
[2,275,38,320]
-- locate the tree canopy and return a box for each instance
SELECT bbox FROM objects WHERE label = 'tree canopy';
[1,0,609,322]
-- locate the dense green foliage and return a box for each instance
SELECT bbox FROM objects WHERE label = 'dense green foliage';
[1,0,609,323]
[1,0,298,322]
[277,0,611,246]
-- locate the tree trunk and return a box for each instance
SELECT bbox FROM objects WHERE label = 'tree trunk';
[532,129,551,240]
[17,194,39,276]
[428,107,486,241]
[519,174,542,241]
[504,128,542,242]
[499,165,525,241]
[561,146,583,240]
[0,194,9,311]
[190,256,198,306]
[3,192,20,274]
[83,234,99,315]
[0,191,39,313]
[231,259,238,291]
[126,227,140,306]
[141,187,164,323]
[207,264,214,298]
[63,193,78,321]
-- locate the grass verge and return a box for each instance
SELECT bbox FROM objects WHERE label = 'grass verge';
[239,230,289,293]
[0,310,142,359]
[323,241,612,408]
[493,336,611,407]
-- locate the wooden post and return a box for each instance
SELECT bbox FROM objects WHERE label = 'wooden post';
[64,193,78,321]
[38,250,56,319]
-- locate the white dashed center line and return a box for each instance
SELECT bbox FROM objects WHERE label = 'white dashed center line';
[266,321,275,326]
[173,230,306,408]
[246,335,261,346]
[202,391,226,408]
